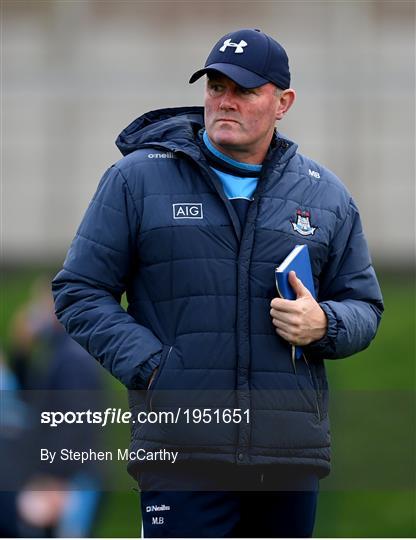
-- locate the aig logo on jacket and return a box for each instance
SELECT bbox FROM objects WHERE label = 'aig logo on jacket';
[173,203,203,219]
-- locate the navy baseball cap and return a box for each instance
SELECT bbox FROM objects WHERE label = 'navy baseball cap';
[189,28,290,89]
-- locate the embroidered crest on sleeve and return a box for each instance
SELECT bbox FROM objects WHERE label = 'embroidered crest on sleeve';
[291,209,317,236]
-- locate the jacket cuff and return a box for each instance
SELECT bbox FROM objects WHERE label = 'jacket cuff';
[306,301,338,357]
[130,351,162,389]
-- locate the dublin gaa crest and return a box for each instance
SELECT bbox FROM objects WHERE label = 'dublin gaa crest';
[291,209,317,236]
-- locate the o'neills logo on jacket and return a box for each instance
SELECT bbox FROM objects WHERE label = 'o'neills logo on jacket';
[173,203,203,219]
[147,152,176,159]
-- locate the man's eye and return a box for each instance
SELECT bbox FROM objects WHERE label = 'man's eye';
[239,88,254,95]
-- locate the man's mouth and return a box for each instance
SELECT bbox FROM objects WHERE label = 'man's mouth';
[216,118,240,124]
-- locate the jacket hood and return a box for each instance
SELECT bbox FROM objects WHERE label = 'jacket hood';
[116,107,205,157]
[116,106,298,165]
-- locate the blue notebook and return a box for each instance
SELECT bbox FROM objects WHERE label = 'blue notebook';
[275,244,316,369]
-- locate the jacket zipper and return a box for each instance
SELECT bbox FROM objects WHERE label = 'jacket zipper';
[302,353,321,421]
[140,140,293,417]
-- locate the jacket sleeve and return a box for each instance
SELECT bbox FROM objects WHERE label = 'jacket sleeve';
[307,199,384,359]
[52,165,162,389]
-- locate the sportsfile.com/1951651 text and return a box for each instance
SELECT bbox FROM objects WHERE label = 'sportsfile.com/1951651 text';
[40,408,250,428]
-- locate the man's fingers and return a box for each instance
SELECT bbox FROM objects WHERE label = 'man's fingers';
[274,324,304,346]
[274,326,295,344]
[271,318,291,332]
[270,309,296,326]
[270,297,296,312]
[288,270,310,298]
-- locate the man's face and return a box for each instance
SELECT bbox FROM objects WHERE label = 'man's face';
[204,74,280,161]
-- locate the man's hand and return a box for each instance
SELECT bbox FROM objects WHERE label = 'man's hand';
[270,271,327,346]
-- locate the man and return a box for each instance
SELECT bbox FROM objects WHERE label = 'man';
[53,29,383,537]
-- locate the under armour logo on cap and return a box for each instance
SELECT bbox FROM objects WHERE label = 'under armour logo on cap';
[189,28,290,90]
[219,38,247,54]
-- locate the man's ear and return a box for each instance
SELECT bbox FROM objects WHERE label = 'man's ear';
[276,89,296,121]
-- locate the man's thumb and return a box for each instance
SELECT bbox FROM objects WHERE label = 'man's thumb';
[289,271,309,298]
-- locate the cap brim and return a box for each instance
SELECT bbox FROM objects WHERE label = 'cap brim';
[189,63,269,89]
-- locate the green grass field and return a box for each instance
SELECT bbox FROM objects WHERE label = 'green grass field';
[1,267,415,537]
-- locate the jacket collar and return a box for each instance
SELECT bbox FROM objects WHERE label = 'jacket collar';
[116,106,298,165]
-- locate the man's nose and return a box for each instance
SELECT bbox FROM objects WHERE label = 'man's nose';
[219,89,238,110]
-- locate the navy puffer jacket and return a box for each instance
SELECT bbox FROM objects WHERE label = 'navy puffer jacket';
[52,107,383,478]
